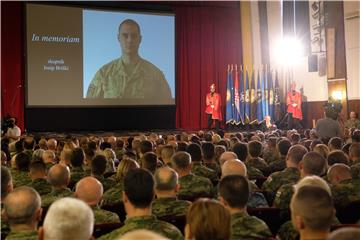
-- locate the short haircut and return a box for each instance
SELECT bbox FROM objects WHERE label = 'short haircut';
[352,130,360,142]
[219,175,249,208]
[43,197,94,240]
[313,144,330,159]
[139,140,153,154]
[278,139,292,156]
[349,142,360,159]
[154,167,178,191]
[177,141,188,151]
[202,142,215,160]
[301,151,327,176]
[4,186,41,225]
[118,19,141,35]
[70,147,85,167]
[23,136,35,150]
[161,145,175,160]
[29,160,47,174]
[48,164,70,187]
[287,145,308,165]
[187,198,231,240]
[186,143,202,162]
[84,147,95,160]
[87,141,97,151]
[231,142,248,161]
[328,137,343,150]
[1,166,12,199]
[327,150,349,166]
[15,152,31,171]
[327,227,360,240]
[142,152,158,174]
[171,151,191,170]
[290,186,334,231]
[204,133,213,142]
[124,168,154,208]
[91,154,107,175]
[291,133,301,143]
[248,140,263,158]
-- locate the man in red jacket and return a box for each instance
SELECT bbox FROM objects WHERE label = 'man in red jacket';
[205,84,222,129]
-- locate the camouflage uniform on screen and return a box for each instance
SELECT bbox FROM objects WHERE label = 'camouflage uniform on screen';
[262,167,300,203]
[93,174,116,192]
[230,211,272,240]
[331,179,360,208]
[70,167,88,186]
[27,178,52,195]
[203,162,221,178]
[268,155,287,174]
[4,230,38,240]
[10,169,31,188]
[192,162,218,183]
[97,215,183,240]
[92,205,120,224]
[247,166,265,180]
[178,173,215,200]
[351,163,360,180]
[102,181,124,206]
[246,157,270,176]
[151,197,191,218]
[41,188,73,208]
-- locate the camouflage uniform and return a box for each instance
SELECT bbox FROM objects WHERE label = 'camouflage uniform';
[45,162,55,170]
[97,215,183,240]
[273,182,294,210]
[4,230,38,240]
[70,166,88,186]
[192,162,218,183]
[246,157,270,176]
[178,173,215,200]
[262,167,300,203]
[102,181,124,206]
[92,205,120,224]
[27,178,52,195]
[1,203,10,239]
[10,169,31,188]
[331,179,360,208]
[263,147,279,164]
[203,161,221,178]
[351,163,360,180]
[93,175,116,192]
[247,166,265,180]
[230,211,272,240]
[268,155,287,174]
[151,197,191,218]
[41,188,73,208]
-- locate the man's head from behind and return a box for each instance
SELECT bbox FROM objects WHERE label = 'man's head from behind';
[75,176,103,206]
[286,145,308,168]
[29,160,47,180]
[48,164,70,188]
[248,140,263,158]
[290,186,334,235]
[327,163,352,185]
[15,152,31,172]
[171,151,192,173]
[349,142,360,161]
[1,166,13,201]
[277,139,292,157]
[3,186,42,229]
[123,168,154,209]
[154,166,179,196]
[40,197,93,240]
[141,152,158,174]
[219,174,249,210]
[186,143,202,162]
[299,151,327,177]
[221,159,247,178]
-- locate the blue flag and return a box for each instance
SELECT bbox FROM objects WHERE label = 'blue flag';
[261,68,266,121]
[274,70,281,122]
[233,67,241,124]
[245,70,251,123]
[264,68,269,117]
[256,70,263,121]
[225,68,234,124]
[268,69,274,120]
[238,69,245,124]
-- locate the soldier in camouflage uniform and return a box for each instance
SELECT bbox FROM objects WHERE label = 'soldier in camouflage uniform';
[202,142,222,178]
[219,175,272,240]
[91,155,116,191]
[349,143,360,180]
[152,167,191,218]
[161,145,175,168]
[1,167,13,239]
[246,140,270,176]
[327,163,360,208]
[75,176,120,224]
[11,152,32,188]
[263,137,279,164]
[268,139,292,174]
[3,187,41,240]
[186,143,218,184]
[262,145,307,203]
[68,148,88,188]
[351,163,360,180]
[171,151,215,200]
[41,164,73,208]
[98,168,183,240]
[27,161,52,195]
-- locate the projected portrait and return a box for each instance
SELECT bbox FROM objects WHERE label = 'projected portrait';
[86,19,172,102]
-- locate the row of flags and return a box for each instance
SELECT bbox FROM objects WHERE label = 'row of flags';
[225,65,288,125]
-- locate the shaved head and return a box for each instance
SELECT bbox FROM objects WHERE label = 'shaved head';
[154,166,178,191]
[219,151,237,167]
[221,159,247,178]
[75,177,103,206]
[48,164,70,187]
[327,163,352,185]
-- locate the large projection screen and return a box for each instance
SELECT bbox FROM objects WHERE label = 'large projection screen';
[26,3,175,106]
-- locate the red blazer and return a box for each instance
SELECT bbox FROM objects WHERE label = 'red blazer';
[205,93,222,120]
[286,91,302,120]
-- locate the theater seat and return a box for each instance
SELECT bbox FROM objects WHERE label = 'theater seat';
[101,203,127,222]
[248,207,286,235]
[93,222,123,238]
[157,215,186,234]
[335,200,360,224]
[255,176,268,189]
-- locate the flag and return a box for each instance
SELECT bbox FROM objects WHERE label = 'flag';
[261,68,266,121]
[225,66,234,124]
[268,69,274,120]
[244,70,251,123]
[239,68,245,124]
[264,67,269,117]
[233,65,241,124]
[256,69,263,121]
[274,70,282,122]
[250,69,257,121]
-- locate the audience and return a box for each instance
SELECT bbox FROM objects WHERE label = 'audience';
[91,154,116,191]
[27,160,52,195]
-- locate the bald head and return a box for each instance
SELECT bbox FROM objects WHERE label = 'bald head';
[221,159,247,178]
[154,167,178,192]
[47,138,57,151]
[75,177,103,206]
[327,163,352,185]
[219,151,237,167]
[48,164,70,188]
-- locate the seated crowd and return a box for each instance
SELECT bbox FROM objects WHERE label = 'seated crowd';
[1,128,360,240]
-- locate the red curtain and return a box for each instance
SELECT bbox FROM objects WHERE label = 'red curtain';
[175,3,242,129]
[1,2,242,131]
[1,2,24,130]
